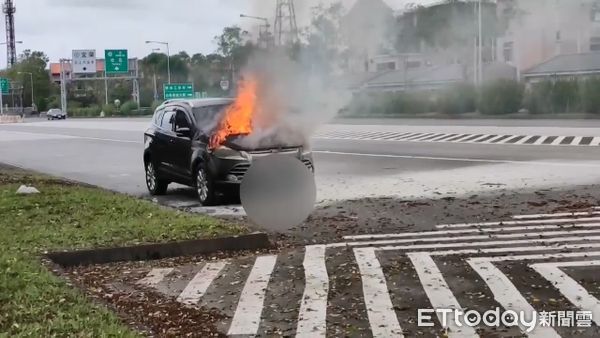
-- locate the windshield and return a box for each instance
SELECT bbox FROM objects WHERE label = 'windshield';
[192,104,230,134]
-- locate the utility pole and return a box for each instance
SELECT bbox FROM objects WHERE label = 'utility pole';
[3,0,16,68]
[274,0,298,46]
[59,59,68,113]
[478,0,483,85]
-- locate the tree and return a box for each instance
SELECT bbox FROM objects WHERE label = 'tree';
[214,26,256,75]
[2,50,56,111]
[302,2,346,74]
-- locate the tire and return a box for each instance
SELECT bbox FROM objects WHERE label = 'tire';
[145,161,168,195]
[195,163,216,206]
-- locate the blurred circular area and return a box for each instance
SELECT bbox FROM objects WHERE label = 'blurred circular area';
[241,155,316,231]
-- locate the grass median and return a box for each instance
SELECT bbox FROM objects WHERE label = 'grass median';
[0,165,244,337]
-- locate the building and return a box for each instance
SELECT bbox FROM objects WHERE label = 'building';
[522,52,600,83]
[497,0,600,77]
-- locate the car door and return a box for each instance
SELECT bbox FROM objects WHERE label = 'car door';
[154,109,177,175]
[170,108,194,179]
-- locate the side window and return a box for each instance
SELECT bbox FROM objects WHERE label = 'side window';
[160,111,175,131]
[174,110,190,130]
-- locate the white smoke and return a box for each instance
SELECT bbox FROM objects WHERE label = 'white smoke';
[220,0,397,150]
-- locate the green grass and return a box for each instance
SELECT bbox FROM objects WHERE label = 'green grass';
[0,167,243,337]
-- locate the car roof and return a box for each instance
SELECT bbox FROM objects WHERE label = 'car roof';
[162,98,234,109]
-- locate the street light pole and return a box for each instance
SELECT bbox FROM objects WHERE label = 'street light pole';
[146,40,171,84]
[18,72,34,108]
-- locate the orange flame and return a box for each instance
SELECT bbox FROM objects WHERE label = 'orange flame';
[209,78,258,149]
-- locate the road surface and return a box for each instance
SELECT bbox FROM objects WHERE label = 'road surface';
[4,117,600,337]
[0,117,599,205]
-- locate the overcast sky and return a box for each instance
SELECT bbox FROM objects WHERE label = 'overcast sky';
[10,0,436,63]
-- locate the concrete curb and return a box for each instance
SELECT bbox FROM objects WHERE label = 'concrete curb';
[46,232,272,267]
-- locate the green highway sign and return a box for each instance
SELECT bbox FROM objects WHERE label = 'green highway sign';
[105,49,128,73]
[164,83,194,99]
[0,78,9,94]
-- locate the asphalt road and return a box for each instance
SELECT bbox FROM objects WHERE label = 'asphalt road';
[0,117,599,205]
[6,117,600,337]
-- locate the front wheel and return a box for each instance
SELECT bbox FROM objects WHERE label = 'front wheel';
[145,161,168,195]
[195,164,216,206]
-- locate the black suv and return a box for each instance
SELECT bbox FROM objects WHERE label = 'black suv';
[143,98,314,205]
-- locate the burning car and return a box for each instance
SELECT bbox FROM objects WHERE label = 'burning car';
[143,81,314,206]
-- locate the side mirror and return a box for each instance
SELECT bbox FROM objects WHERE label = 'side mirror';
[176,127,191,137]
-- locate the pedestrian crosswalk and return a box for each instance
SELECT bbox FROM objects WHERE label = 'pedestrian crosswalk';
[314,130,600,147]
[136,207,600,337]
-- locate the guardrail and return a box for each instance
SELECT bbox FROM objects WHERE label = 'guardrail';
[0,114,23,123]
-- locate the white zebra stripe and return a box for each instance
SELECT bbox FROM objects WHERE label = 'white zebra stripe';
[355,248,404,337]
[296,245,329,338]
[228,255,278,336]
[408,252,478,338]
[531,260,600,326]
[177,261,227,306]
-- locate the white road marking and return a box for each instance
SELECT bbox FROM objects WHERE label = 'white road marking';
[313,151,600,168]
[137,268,173,287]
[341,234,600,251]
[468,259,561,338]
[343,222,600,241]
[469,251,600,263]
[512,211,600,220]
[354,248,404,337]
[329,228,600,250]
[551,136,566,146]
[481,134,507,144]
[590,137,600,146]
[436,216,600,229]
[296,245,329,338]
[176,261,227,306]
[531,260,600,326]
[451,134,475,143]
[572,136,583,146]
[228,255,278,336]
[408,252,478,338]
[515,135,535,145]
[0,130,76,142]
[533,136,549,145]
[423,243,600,256]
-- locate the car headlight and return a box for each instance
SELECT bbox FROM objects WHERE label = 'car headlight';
[213,146,245,160]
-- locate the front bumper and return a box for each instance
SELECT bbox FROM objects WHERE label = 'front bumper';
[209,147,314,185]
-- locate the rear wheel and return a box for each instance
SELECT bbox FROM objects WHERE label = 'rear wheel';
[145,161,168,195]
[195,164,216,206]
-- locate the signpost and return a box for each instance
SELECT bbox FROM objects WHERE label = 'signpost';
[72,49,97,74]
[105,49,129,73]
[0,78,9,94]
[0,78,9,115]
[164,83,194,99]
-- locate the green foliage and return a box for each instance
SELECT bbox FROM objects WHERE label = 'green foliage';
[580,78,600,114]
[102,104,116,116]
[0,167,240,337]
[68,105,101,117]
[1,50,57,109]
[348,91,434,116]
[478,80,524,115]
[525,80,581,114]
[437,83,477,115]
[119,100,139,116]
[150,100,163,113]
